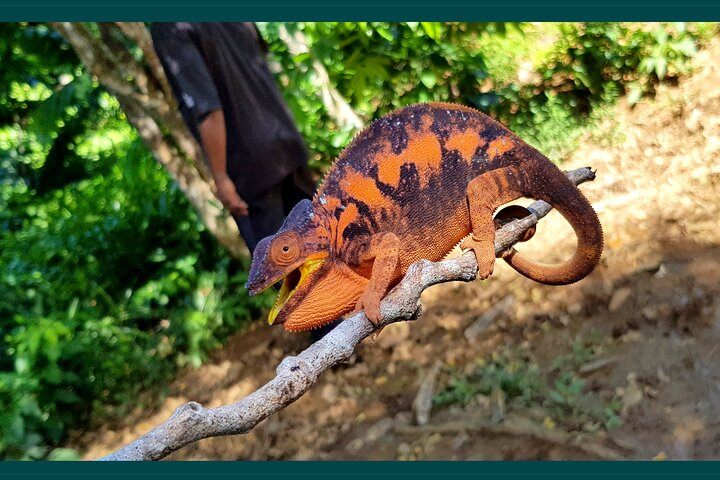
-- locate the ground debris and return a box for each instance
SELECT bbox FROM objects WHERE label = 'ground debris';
[412,361,442,426]
[464,295,514,341]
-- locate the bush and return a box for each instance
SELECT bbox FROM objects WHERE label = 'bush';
[262,22,714,166]
[0,23,273,459]
[488,23,714,157]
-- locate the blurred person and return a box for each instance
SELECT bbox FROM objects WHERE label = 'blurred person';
[151,22,315,253]
[152,23,340,338]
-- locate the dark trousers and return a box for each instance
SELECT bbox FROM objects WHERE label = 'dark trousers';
[232,167,315,253]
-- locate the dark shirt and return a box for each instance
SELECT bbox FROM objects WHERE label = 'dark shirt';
[150,22,309,199]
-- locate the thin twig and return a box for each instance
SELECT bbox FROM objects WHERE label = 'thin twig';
[99,167,597,461]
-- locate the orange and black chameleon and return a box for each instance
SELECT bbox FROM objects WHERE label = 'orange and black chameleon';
[246,103,604,332]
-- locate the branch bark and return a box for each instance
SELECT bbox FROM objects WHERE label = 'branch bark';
[99,167,597,461]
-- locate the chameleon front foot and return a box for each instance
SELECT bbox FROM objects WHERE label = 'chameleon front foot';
[354,291,383,326]
[460,235,496,280]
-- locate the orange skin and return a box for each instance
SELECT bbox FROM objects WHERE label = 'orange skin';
[246,103,604,332]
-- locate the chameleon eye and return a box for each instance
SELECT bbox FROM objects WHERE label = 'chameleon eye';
[270,233,300,265]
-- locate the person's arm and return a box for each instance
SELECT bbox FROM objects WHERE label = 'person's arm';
[150,24,248,217]
[198,110,249,216]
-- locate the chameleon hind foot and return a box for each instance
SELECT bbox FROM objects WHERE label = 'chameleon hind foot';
[460,235,496,280]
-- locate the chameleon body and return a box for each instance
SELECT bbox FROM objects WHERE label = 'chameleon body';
[246,103,603,332]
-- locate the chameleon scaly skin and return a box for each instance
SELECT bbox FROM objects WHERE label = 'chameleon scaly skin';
[247,103,603,331]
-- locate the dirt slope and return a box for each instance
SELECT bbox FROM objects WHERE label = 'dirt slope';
[73,39,720,460]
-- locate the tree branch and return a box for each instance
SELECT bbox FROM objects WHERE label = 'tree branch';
[99,167,597,461]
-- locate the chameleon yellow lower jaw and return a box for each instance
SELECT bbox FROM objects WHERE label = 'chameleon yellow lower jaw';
[268,258,325,325]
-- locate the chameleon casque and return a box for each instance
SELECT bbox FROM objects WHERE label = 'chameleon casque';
[246,103,603,332]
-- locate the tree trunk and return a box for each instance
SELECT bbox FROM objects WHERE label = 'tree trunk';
[50,22,249,258]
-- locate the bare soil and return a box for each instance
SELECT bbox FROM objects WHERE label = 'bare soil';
[73,39,720,461]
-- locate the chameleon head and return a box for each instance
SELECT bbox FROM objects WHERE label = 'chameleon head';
[246,199,369,332]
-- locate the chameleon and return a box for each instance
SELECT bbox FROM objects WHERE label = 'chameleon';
[246,102,603,332]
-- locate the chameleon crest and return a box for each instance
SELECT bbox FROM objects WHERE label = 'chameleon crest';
[247,103,603,332]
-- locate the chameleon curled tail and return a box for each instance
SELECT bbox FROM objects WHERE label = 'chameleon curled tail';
[500,150,604,285]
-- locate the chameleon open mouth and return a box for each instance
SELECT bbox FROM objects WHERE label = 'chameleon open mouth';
[268,257,325,325]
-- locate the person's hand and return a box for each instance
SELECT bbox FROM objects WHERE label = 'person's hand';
[214,174,249,216]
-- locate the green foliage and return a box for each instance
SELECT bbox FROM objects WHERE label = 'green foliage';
[294,22,492,114]
[260,22,500,171]
[486,23,713,158]
[433,357,542,408]
[531,23,701,105]
[0,23,272,459]
[433,341,623,432]
[259,22,713,171]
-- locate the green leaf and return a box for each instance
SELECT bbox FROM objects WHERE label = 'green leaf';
[48,448,81,461]
[627,83,644,105]
[363,56,390,79]
[375,27,394,41]
[548,390,566,404]
[420,70,437,88]
[672,38,697,57]
[654,28,668,45]
[54,389,81,405]
[655,56,668,79]
[291,52,310,64]
[14,357,29,375]
[44,365,63,385]
[421,22,443,42]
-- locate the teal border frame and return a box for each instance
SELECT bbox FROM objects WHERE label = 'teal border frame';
[1,0,720,21]
[2,460,720,478]
[2,7,720,478]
